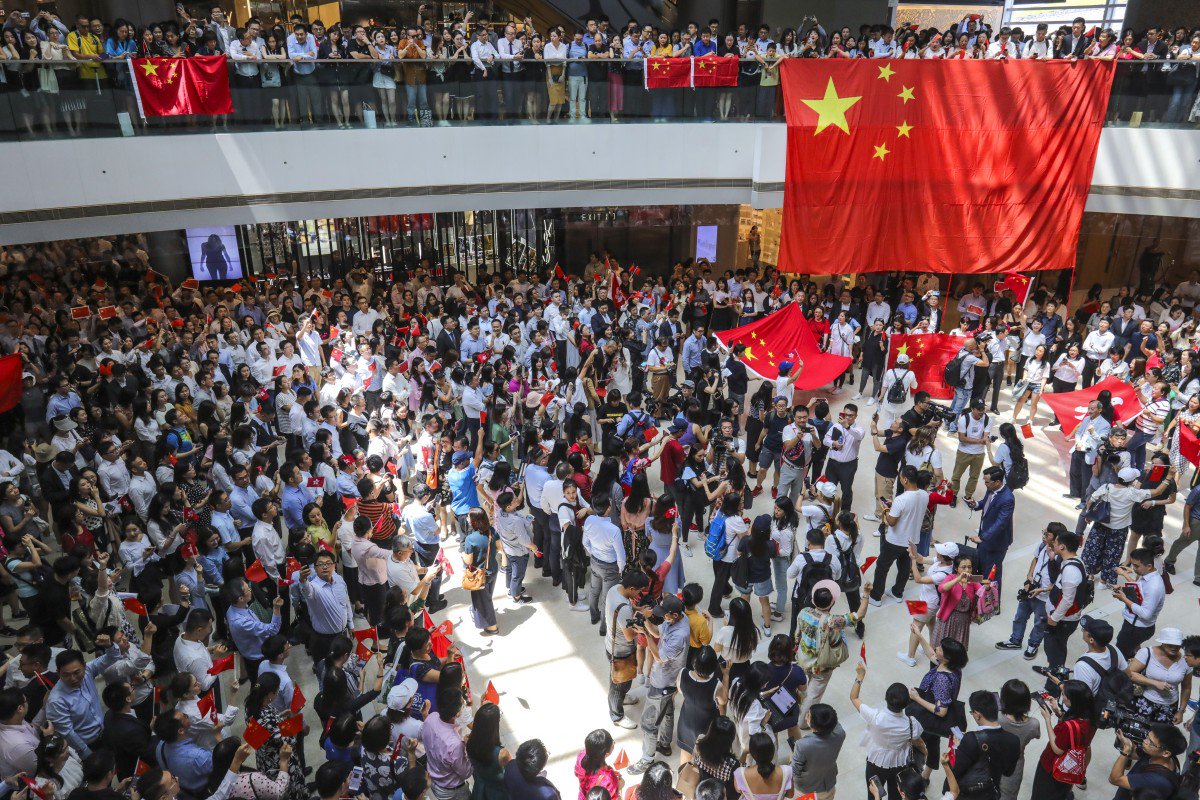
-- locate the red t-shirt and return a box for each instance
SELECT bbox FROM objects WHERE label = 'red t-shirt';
[659,438,685,486]
[1038,718,1095,773]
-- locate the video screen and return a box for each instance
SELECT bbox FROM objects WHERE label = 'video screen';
[186,226,244,282]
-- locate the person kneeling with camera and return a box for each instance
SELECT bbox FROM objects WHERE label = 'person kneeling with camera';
[1108,723,1190,800]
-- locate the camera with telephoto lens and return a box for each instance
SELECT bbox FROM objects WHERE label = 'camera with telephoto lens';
[710,433,730,465]
[1031,664,1072,682]
[925,401,957,423]
[1100,700,1156,746]
[1015,581,1037,603]
[1097,443,1125,466]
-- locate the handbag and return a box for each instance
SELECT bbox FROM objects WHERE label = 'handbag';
[906,716,927,774]
[813,615,849,672]
[731,552,752,589]
[1084,495,1111,524]
[610,604,638,684]
[1050,722,1088,785]
[764,667,803,732]
[461,533,492,591]
[676,763,701,798]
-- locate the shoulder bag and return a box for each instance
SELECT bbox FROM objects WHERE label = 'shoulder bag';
[813,615,849,672]
[1050,721,1088,785]
[461,533,492,591]
[907,715,927,774]
[610,603,638,684]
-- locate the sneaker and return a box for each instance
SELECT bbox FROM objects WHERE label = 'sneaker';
[627,757,654,775]
[752,486,763,497]
[872,526,881,537]
[868,597,882,607]
[852,393,863,400]
[570,601,590,612]
[1062,493,1079,499]
[623,695,640,706]
[656,745,673,757]
[762,624,772,636]
[635,674,646,686]
[771,611,784,622]
[1165,562,1177,576]
[863,512,880,522]
[995,640,1022,651]
[895,652,917,667]
[1023,645,1040,660]
[614,717,638,730]
[513,595,533,604]
[866,397,877,406]
[888,588,904,602]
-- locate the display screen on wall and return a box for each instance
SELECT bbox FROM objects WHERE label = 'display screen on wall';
[186,226,244,281]
[696,225,718,262]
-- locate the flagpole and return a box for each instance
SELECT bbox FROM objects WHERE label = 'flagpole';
[128,60,147,120]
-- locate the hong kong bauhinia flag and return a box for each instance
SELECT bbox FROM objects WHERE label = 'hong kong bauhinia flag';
[778,59,1114,274]
[132,55,233,117]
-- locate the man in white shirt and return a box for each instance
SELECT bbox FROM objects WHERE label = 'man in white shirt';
[173,608,226,694]
[822,404,865,510]
[1113,546,1167,657]
[250,498,286,580]
[871,28,897,57]
[986,27,1019,59]
[644,337,675,407]
[1069,617,1127,695]
[1068,401,1110,499]
[950,399,992,501]
[1022,23,1053,59]
[868,466,928,606]
[1043,530,1086,693]
[1081,318,1115,387]
[879,355,918,426]
[850,662,925,793]
[865,297,891,328]
[583,493,627,635]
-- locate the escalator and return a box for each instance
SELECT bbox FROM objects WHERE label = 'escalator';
[504,0,681,32]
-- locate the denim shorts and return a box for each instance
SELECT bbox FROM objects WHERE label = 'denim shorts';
[736,578,774,597]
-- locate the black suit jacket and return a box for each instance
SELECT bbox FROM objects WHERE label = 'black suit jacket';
[40,466,75,515]
[436,329,460,361]
[99,709,155,779]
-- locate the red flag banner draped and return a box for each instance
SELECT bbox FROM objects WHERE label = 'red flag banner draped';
[132,55,233,117]
[1180,423,1200,468]
[0,354,23,414]
[644,57,692,89]
[884,334,962,401]
[1040,377,1145,437]
[994,273,1034,307]
[715,303,851,390]
[778,59,1114,275]
[692,55,738,87]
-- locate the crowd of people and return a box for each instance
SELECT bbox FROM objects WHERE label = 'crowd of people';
[0,6,1198,134]
[2,231,1200,800]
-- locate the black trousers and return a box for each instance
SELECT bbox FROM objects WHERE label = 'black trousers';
[1082,357,1100,388]
[360,582,386,628]
[308,628,342,668]
[1043,619,1079,695]
[1068,451,1090,499]
[865,762,907,800]
[530,508,548,569]
[870,539,912,601]
[708,560,733,617]
[413,540,443,609]
[1116,620,1155,660]
[824,458,859,513]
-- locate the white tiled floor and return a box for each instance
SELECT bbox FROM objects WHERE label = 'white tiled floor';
[266,384,1196,800]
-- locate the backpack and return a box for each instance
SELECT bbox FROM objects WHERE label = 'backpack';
[1048,558,1095,616]
[619,410,653,441]
[832,534,861,591]
[793,552,834,608]
[703,511,729,560]
[1007,455,1029,491]
[1078,645,1135,716]
[886,368,909,404]
[943,353,968,389]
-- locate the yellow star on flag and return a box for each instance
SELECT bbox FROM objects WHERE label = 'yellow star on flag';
[898,86,916,104]
[768,351,775,359]
[140,60,158,76]
[744,347,757,361]
[896,121,913,138]
[897,344,909,355]
[873,143,890,161]
[801,78,862,136]
[877,64,895,82]
[652,60,663,71]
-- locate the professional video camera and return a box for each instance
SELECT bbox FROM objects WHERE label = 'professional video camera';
[1099,699,1157,746]
[925,401,958,423]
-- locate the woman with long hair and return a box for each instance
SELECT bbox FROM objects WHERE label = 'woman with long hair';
[734,733,791,799]
[987,422,1028,489]
[575,729,621,800]
[1012,343,1051,423]
[689,715,740,796]
[243,672,307,800]
[735,515,778,633]
[744,381,774,481]
[645,492,685,594]
[769,497,799,623]
[676,645,720,766]
[466,703,509,800]
[713,597,760,682]
[723,660,771,754]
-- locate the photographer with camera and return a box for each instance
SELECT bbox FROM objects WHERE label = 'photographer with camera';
[900,392,941,440]
[1039,615,1127,701]
[996,524,1061,660]
[822,404,865,512]
[706,418,745,475]
[946,339,988,433]
[1108,723,1190,800]
[1042,530,1090,694]
[1031,679,1099,799]
[1112,546,1167,658]
[754,398,802,501]
[950,399,992,504]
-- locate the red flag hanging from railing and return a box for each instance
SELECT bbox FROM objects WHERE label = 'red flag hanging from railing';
[131,55,233,117]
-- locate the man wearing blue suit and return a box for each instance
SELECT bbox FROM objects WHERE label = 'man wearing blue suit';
[965,466,1015,582]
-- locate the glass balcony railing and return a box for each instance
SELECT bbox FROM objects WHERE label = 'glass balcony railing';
[0,58,1192,140]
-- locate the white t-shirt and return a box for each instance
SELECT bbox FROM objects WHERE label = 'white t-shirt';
[1073,647,1128,694]
[956,412,993,456]
[885,489,929,547]
[721,514,749,564]
[903,445,942,472]
[918,561,954,610]
[881,368,917,415]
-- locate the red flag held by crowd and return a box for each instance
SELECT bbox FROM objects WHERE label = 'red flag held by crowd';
[884,334,962,401]
[715,303,851,391]
[132,56,233,117]
[245,560,269,582]
[290,686,306,714]
[483,681,500,705]
[778,59,1114,274]
[1040,377,1145,436]
[207,654,235,675]
[243,718,271,750]
[692,55,738,87]
[994,273,1034,307]
[1181,423,1200,468]
[644,57,692,89]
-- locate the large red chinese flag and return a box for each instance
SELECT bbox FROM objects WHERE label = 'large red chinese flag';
[132,56,233,117]
[778,60,1114,275]
[1040,376,1145,436]
[884,334,962,401]
[644,58,691,89]
[692,55,738,87]
[0,355,22,414]
[715,303,851,391]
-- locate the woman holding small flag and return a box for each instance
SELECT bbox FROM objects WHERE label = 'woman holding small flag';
[244,672,307,800]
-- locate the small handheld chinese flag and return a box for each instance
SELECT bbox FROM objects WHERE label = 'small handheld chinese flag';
[98,306,118,320]
[278,714,304,737]
[70,306,91,320]
[483,681,500,705]
[197,689,217,721]
[134,759,151,776]
[181,278,200,290]
[554,263,567,281]
[354,640,374,661]
[342,496,358,510]
[353,627,378,644]
[245,560,269,582]
[272,365,287,377]
[613,749,630,770]
[987,564,997,581]
[285,556,302,576]
[122,598,149,617]
[860,643,867,664]
[861,556,878,574]
[243,718,272,750]
[208,654,235,676]
[642,426,659,442]
[290,686,306,714]
[905,600,929,616]
[180,542,199,559]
